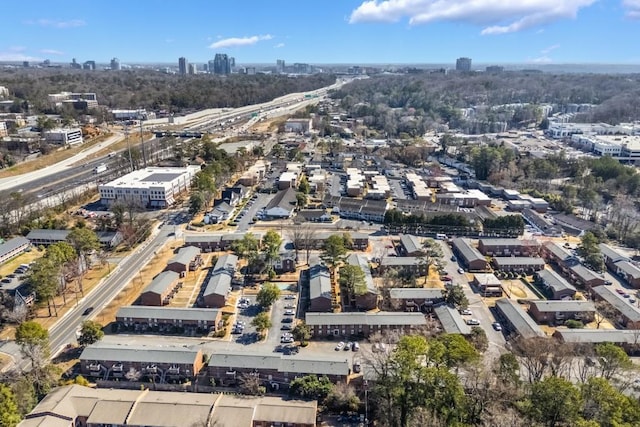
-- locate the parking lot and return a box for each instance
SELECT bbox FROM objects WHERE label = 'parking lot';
[389,178,409,200]
[234,192,276,232]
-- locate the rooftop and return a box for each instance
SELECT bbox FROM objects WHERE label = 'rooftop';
[100,166,200,190]
[141,271,179,296]
[451,238,485,264]
[495,298,545,339]
[116,306,220,322]
[434,305,471,335]
[306,312,427,327]
[0,236,30,257]
[528,300,595,313]
[400,234,423,254]
[167,246,200,266]
[80,342,200,365]
[309,263,332,301]
[538,269,576,294]
[592,285,640,322]
[389,287,444,300]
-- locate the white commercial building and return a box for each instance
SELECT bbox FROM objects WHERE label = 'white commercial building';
[99,166,200,208]
[47,92,98,109]
[111,109,156,121]
[0,121,7,137]
[44,128,84,145]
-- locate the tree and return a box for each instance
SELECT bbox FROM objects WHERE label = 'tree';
[232,232,260,264]
[78,320,104,346]
[595,342,633,381]
[442,284,468,310]
[321,234,347,277]
[292,322,311,345]
[324,383,360,413]
[67,227,100,270]
[238,373,266,395]
[251,312,272,332]
[15,321,50,368]
[0,384,21,427]
[580,377,640,426]
[289,375,334,400]
[295,192,307,209]
[189,191,204,215]
[262,230,283,275]
[338,264,367,307]
[256,282,281,308]
[298,175,310,194]
[494,352,521,387]
[526,376,582,427]
[467,326,489,353]
[26,257,60,316]
[433,333,479,368]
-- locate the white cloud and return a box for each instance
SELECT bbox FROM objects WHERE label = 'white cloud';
[0,52,41,61]
[349,0,595,35]
[274,43,285,48]
[26,18,86,28]
[530,55,553,63]
[209,34,273,49]
[528,44,560,63]
[40,49,64,55]
[540,44,560,55]
[623,0,640,18]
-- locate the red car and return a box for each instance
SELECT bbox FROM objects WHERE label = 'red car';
[441,276,452,282]
[616,289,626,295]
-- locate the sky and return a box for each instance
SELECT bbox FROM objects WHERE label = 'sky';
[1,0,639,65]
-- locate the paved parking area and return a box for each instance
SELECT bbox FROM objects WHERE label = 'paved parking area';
[232,295,262,345]
[389,178,409,200]
[236,192,276,232]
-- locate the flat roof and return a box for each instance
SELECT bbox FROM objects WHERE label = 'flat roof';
[141,172,182,182]
[100,166,199,189]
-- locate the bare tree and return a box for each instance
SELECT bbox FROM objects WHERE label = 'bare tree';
[238,373,265,395]
[509,336,556,383]
[301,226,317,265]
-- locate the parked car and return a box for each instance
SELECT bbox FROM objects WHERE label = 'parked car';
[284,294,296,300]
[344,342,353,351]
[353,360,362,373]
[616,289,626,295]
[281,324,293,331]
[352,342,360,351]
[282,317,293,323]
[335,342,345,351]
[284,309,295,316]
[492,322,503,331]
[450,256,457,262]
[466,318,480,326]
[457,268,465,274]
[460,309,472,316]
[372,342,387,353]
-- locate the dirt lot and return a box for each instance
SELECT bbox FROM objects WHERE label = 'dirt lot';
[0,249,43,277]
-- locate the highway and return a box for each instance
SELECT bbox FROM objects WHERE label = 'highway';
[48,223,175,356]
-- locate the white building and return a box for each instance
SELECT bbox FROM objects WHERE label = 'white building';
[284,118,312,134]
[111,109,156,121]
[48,92,98,109]
[0,121,7,137]
[44,128,84,146]
[0,86,8,98]
[99,166,200,208]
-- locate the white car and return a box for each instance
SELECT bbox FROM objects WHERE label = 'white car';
[457,268,465,274]
[284,309,295,316]
[335,342,345,351]
[466,318,480,326]
[460,309,472,316]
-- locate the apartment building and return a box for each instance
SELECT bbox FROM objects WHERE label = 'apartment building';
[44,128,84,145]
[140,271,181,306]
[306,312,427,338]
[115,306,222,334]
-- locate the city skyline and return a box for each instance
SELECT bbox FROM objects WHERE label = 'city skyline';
[1,0,640,65]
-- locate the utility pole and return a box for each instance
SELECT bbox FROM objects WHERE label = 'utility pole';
[124,125,134,171]
[139,116,147,167]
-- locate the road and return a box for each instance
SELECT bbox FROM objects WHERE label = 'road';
[0,132,124,192]
[48,223,175,356]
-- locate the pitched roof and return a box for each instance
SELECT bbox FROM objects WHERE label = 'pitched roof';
[493,257,545,266]
[479,238,531,247]
[346,253,377,295]
[309,264,331,301]
[306,312,427,327]
[434,305,471,335]
[141,271,179,296]
[116,306,219,322]
[380,257,422,267]
[528,300,595,313]
[389,288,444,300]
[203,271,232,298]
[592,285,640,323]
[495,298,545,339]
[167,246,200,266]
[0,236,29,257]
[599,243,628,263]
[570,264,602,283]
[452,238,485,264]
[213,253,238,272]
[266,188,297,211]
[554,329,640,344]
[26,229,70,242]
[400,234,423,254]
[80,343,200,365]
[537,269,576,295]
[543,241,575,262]
[615,260,640,279]
[208,351,350,377]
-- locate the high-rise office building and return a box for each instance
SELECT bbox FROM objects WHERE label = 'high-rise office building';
[276,59,285,74]
[188,63,196,75]
[110,58,121,71]
[178,57,188,75]
[213,54,231,75]
[70,58,81,69]
[83,61,96,70]
[229,57,235,69]
[456,57,472,72]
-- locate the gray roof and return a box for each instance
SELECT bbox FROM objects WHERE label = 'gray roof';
[116,306,219,322]
[400,234,423,254]
[479,238,532,247]
[389,288,444,300]
[203,271,232,298]
[0,236,30,257]
[452,238,485,264]
[380,257,421,267]
[472,273,502,287]
[528,300,595,313]
[599,243,628,263]
[306,312,427,327]
[184,234,222,244]
[434,305,471,335]
[570,264,602,283]
[493,257,545,267]
[309,264,331,301]
[495,298,545,339]
[80,343,200,365]
[26,229,70,242]
[142,271,179,296]
[615,261,640,279]
[537,269,576,295]
[592,285,640,322]
[266,188,297,212]
[213,253,238,272]
[554,329,640,344]
[346,254,377,295]
[208,351,350,376]
[168,246,201,267]
[543,241,575,262]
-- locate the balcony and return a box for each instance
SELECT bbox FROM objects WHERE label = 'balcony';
[88,363,102,372]
[112,363,124,372]
[145,365,159,374]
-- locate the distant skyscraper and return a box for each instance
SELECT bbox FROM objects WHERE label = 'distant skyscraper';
[110,57,121,71]
[202,63,208,72]
[83,61,96,70]
[22,61,29,68]
[229,57,235,69]
[178,57,188,75]
[70,58,81,69]
[188,63,196,75]
[456,57,472,72]
[213,54,231,75]
[485,65,504,73]
[276,59,285,74]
